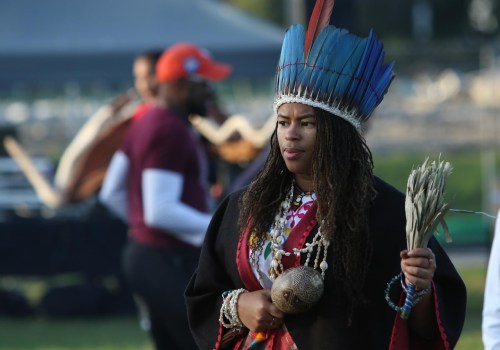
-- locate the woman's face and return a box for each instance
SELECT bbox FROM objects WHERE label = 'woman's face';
[133,57,157,101]
[277,103,316,184]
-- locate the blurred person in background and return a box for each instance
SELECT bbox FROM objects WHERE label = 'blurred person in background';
[54,50,163,205]
[4,50,163,210]
[483,209,500,350]
[99,42,231,350]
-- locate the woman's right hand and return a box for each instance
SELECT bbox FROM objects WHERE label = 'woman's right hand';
[237,289,285,332]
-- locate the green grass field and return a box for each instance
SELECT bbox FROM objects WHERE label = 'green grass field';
[0,316,153,350]
[0,264,487,350]
[454,264,487,350]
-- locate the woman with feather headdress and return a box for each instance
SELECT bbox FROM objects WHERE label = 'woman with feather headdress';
[185,1,466,349]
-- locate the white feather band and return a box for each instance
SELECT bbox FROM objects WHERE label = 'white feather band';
[273,95,361,129]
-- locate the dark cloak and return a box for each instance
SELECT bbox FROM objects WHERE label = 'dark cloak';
[185,177,466,349]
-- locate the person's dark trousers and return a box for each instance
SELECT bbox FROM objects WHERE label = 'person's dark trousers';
[123,240,200,350]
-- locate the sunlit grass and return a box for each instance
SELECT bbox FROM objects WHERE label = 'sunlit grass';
[455,264,487,350]
[0,264,486,350]
[0,316,153,350]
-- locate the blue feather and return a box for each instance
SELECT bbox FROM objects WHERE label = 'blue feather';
[360,64,394,119]
[278,25,305,96]
[327,32,360,92]
[300,29,330,95]
[348,33,379,115]
[307,27,331,97]
[349,33,375,99]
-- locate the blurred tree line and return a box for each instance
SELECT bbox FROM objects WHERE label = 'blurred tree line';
[223,0,499,40]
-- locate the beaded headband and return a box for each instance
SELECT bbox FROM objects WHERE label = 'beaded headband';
[273,0,395,128]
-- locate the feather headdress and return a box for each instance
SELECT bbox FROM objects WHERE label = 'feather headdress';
[274,0,395,128]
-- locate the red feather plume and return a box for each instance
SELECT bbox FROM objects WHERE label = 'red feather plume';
[304,0,335,60]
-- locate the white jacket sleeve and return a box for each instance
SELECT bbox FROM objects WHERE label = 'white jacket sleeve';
[483,210,500,350]
[99,151,129,222]
[142,169,211,247]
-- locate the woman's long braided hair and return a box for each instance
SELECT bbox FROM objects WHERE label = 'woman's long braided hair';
[238,107,376,315]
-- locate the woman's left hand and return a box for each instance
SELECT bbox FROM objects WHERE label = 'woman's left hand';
[400,248,436,291]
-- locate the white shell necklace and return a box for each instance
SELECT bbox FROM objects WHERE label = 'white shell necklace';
[268,181,331,281]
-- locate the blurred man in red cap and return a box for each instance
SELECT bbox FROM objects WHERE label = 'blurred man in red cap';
[99,42,231,350]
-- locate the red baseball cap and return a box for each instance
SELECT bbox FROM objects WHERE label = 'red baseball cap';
[156,43,232,83]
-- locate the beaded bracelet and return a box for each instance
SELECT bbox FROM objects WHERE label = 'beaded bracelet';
[219,289,247,328]
[385,273,431,320]
[400,274,431,301]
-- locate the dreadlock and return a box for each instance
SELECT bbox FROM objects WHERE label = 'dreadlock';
[238,107,376,317]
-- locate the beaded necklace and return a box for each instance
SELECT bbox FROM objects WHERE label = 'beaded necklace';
[264,181,331,281]
[293,189,311,207]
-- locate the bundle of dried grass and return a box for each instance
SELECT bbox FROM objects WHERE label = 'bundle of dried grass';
[398,157,453,319]
[405,157,453,250]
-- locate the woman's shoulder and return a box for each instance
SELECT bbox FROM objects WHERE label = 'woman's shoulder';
[373,176,404,199]
[210,188,246,221]
[370,176,406,224]
[221,187,246,206]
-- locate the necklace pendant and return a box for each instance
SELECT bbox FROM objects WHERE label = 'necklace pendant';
[271,229,279,238]
[271,266,324,314]
[276,235,284,245]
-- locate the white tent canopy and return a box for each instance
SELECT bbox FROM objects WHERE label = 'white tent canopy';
[0,0,285,87]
